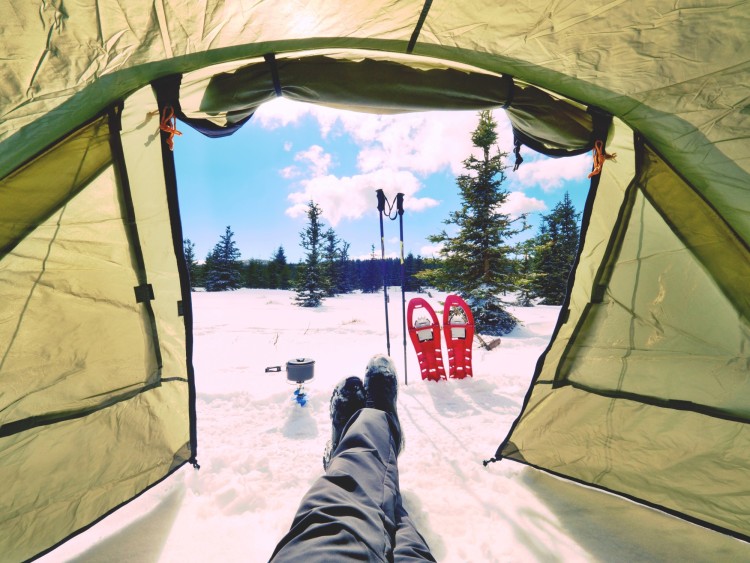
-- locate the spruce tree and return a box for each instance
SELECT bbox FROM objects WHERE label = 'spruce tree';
[532,192,580,305]
[404,253,425,293]
[267,246,290,289]
[245,259,267,288]
[295,201,327,307]
[362,244,381,293]
[287,262,299,288]
[337,240,354,294]
[514,235,539,307]
[183,238,200,290]
[417,110,525,335]
[506,215,542,307]
[322,228,341,297]
[204,226,242,292]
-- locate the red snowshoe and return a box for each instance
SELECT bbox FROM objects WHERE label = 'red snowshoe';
[407,298,446,381]
[442,295,474,379]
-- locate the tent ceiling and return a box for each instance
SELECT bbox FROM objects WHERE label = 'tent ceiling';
[1,1,748,245]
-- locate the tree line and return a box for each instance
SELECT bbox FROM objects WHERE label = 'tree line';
[183,110,582,335]
[183,230,435,298]
[183,187,578,312]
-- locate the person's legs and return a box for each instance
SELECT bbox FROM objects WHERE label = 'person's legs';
[394,503,438,562]
[270,354,435,562]
[269,408,401,562]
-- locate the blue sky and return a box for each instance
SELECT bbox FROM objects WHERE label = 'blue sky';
[174,99,593,263]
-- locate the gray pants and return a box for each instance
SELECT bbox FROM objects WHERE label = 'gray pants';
[270,408,436,562]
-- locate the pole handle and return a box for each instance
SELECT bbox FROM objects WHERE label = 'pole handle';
[376,189,386,213]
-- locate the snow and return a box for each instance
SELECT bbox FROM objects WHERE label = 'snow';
[41,289,748,562]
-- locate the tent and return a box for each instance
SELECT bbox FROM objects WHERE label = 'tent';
[1,1,748,559]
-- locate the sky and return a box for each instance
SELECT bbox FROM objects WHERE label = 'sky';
[174,99,594,263]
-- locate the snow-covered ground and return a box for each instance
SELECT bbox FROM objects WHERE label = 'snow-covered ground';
[42,289,748,562]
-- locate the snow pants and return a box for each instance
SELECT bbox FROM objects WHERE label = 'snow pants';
[270,408,436,562]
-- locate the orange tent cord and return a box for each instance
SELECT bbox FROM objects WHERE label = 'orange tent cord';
[588,139,617,178]
[159,105,182,151]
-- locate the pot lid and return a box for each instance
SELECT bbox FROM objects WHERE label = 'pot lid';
[287,357,315,366]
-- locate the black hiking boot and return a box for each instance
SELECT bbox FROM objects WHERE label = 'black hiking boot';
[364,354,398,414]
[323,376,365,470]
[364,354,403,453]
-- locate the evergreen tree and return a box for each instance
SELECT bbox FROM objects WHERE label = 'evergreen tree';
[362,244,381,293]
[295,201,327,307]
[404,253,425,293]
[267,246,290,289]
[322,228,341,297]
[287,262,300,287]
[417,110,525,335]
[337,240,354,294]
[531,192,580,304]
[245,259,268,288]
[514,234,539,307]
[204,226,242,291]
[183,238,200,290]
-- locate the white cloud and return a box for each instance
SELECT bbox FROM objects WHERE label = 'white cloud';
[283,141,293,151]
[511,152,592,192]
[279,165,300,179]
[285,168,438,227]
[340,110,513,177]
[256,98,593,195]
[501,191,547,218]
[254,98,340,136]
[405,196,440,212]
[420,243,444,257]
[253,98,313,128]
[256,98,517,178]
[260,97,589,224]
[295,145,332,176]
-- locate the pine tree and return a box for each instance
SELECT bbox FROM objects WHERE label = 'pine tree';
[417,110,525,335]
[295,201,327,307]
[245,259,267,288]
[183,238,200,290]
[531,192,580,305]
[287,262,299,287]
[514,235,539,307]
[267,246,290,289]
[362,244,381,293]
[322,228,341,297]
[337,240,354,294]
[204,226,242,292]
[404,253,425,293]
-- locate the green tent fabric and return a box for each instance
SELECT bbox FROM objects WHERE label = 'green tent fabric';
[1,1,748,559]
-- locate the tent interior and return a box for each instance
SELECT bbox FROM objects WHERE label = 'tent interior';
[1,2,748,560]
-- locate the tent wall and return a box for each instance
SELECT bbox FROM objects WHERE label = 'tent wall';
[500,120,750,539]
[0,88,194,561]
[517,118,638,397]
[500,386,750,537]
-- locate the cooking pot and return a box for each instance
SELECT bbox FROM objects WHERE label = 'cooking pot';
[265,358,315,383]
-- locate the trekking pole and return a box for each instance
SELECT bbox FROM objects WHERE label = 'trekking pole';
[376,189,391,356]
[396,193,408,386]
